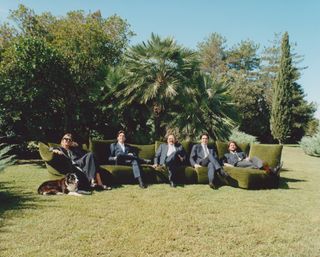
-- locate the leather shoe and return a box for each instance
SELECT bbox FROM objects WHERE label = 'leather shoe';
[138,177,147,189]
[209,182,217,189]
[139,182,147,189]
[170,181,177,188]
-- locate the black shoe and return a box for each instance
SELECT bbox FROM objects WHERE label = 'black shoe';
[170,181,177,188]
[209,182,217,189]
[138,177,147,189]
[139,182,147,189]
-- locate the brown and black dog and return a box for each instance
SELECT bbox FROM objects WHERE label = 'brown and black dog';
[37,173,91,196]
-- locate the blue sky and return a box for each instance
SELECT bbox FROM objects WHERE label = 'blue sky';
[1,0,319,118]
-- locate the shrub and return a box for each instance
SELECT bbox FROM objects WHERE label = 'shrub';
[299,127,320,157]
[229,128,259,145]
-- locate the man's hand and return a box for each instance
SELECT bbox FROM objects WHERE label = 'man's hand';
[178,154,184,162]
[128,153,134,156]
[224,163,234,167]
[194,164,202,168]
[71,142,79,147]
[152,164,159,169]
[52,149,63,155]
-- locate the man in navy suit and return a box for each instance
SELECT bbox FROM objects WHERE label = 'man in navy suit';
[153,133,186,187]
[109,130,147,188]
[190,133,229,189]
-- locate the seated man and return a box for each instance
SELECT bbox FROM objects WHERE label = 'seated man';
[50,133,110,190]
[190,133,229,189]
[109,130,147,189]
[223,141,282,176]
[152,132,186,187]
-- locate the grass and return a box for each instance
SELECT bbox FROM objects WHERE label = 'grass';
[0,146,320,257]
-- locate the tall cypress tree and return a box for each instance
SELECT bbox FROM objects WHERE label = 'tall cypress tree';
[270,32,294,144]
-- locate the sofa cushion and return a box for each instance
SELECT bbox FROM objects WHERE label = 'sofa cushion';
[249,144,283,168]
[224,166,279,189]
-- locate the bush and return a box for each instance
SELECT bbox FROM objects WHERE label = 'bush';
[299,127,320,157]
[229,128,259,145]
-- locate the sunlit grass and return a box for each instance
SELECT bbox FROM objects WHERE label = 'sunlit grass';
[0,146,319,257]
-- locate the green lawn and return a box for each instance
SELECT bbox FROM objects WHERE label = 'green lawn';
[0,146,320,257]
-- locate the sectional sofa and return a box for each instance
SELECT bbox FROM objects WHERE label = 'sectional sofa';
[38,139,283,190]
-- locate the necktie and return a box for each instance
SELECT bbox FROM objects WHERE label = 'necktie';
[204,145,209,158]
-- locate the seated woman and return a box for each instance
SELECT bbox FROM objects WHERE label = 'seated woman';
[50,133,111,190]
[222,141,282,176]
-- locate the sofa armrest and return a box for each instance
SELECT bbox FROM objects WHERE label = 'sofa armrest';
[249,144,283,168]
[39,142,54,162]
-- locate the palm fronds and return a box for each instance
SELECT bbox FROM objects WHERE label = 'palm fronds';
[0,143,16,172]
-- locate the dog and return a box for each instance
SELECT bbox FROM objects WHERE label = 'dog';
[37,173,91,196]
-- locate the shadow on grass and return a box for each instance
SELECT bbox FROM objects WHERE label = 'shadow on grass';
[278,176,306,189]
[0,181,53,228]
[17,159,46,168]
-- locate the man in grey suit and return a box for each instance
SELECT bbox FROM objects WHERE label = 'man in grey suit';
[190,133,229,189]
[109,130,147,188]
[153,133,186,187]
[223,141,282,175]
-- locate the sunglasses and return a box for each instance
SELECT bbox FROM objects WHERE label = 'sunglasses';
[63,138,72,141]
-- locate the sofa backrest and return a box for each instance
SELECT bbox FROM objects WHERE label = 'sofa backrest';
[90,139,155,165]
[89,139,282,167]
[89,139,115,165]
[249,144,283,168]
[215,141,250,160]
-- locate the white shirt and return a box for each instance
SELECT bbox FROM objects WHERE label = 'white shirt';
[201,144,210,158]
[167,144,176,157]
[118,143,125,152]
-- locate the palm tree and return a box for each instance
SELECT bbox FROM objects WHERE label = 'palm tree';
[168,73,238,140]
[115,33,199,139]
[0,143,16,172]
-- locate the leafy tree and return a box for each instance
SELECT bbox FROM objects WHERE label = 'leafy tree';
[197,36,273,141]
[197,33,229,81]
[270,32,294,144]
[0,37,72,141]
[0,5,132,141]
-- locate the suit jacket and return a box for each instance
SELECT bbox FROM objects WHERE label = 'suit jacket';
[189,144,218,167]
[223,151,246,166]
[109,142,136,161]
[51,146,86,162]
[154,143,186,165]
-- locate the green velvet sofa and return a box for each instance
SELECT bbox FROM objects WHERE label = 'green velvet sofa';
[38,140,283,190]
